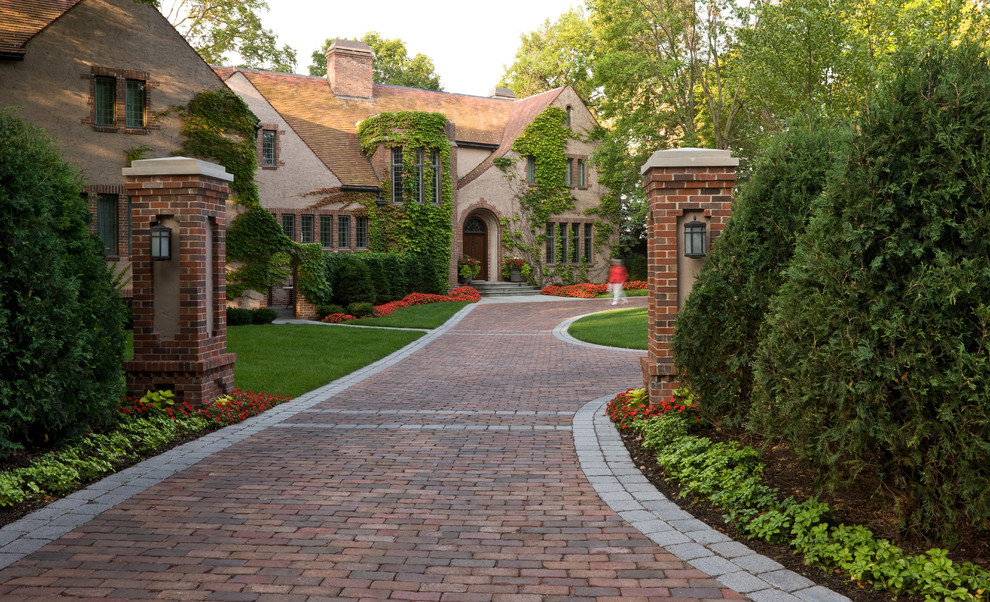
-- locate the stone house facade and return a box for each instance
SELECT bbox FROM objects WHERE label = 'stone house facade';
[0,0,230,297]
[216,39,613,298]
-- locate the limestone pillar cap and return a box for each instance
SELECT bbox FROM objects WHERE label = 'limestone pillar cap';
[123,157,234,182]
[640,147,739,174]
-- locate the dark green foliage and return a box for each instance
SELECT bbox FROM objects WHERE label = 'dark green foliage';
[363,254,391,303]
[226,307,253,326]
[251,308,278,324]
[225,206,293,300]
[328,253,376,306]
[346,302,375,318]
[316,304,345,317]
[673,125,850,426]
[0,109,126,452]
[380,254,408,300]
[227,307,278,325]
[175,89,259,206]
[401,254,425,294]
[751,44,990,543]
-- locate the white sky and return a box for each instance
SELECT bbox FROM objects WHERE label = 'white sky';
[261,0,580,97]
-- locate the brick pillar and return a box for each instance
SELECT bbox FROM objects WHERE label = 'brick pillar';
[123,157,236,405]
[640,148,738,404]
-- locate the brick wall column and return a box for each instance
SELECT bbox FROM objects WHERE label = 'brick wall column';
[123,157,236,406]
[640,148,738,404]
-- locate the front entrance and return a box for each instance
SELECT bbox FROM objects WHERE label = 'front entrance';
[463,217,488,281]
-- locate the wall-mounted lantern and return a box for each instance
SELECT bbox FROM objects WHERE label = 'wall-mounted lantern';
[375,191,387,207]
[150,223,172,261]
[683,219,707,258]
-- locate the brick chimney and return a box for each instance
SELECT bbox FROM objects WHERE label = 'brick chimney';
[326,39,373,99]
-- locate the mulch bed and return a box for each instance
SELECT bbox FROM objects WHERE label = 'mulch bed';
[619,424,990,602]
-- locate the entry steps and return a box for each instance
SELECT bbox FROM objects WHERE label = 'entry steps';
[467,280,543,297]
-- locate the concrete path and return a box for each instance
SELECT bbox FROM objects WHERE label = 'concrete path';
[0,297,847,601]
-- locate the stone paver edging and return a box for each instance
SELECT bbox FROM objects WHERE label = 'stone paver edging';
[0,297,848,602]
[573,396,850,602]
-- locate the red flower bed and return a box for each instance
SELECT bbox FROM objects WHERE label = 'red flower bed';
[541,281,648,298]
[119,388,290,427]
[605,387,697,430]
[321,286,481,323]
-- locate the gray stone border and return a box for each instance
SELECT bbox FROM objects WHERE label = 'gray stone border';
[0,302,478,570]
[573,396,850,602]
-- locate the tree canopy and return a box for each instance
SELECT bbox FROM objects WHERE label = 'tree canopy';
[308,32,443,91]
[158,0,297,72]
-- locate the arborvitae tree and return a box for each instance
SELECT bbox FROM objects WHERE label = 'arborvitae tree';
[0,109,126,452]
[672,125,849,426]
[750,44,990,543]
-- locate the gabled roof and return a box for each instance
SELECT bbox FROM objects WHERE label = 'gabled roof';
[458,88,564,189]
[219,67,563,189]
[0,0,82,58]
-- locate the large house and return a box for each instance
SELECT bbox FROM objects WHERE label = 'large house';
[2,1,614,310]
[216,39,613,302]
[0,0,230,297]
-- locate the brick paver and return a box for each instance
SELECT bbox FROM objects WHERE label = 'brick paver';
[0,298,743,601]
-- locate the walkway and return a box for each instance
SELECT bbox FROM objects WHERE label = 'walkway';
[0,297,847,601]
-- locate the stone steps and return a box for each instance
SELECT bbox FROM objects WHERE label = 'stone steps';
[466,280,543,297]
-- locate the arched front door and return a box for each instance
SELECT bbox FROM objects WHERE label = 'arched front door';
[463,216,488,281]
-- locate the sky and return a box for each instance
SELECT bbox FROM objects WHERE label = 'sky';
[261,0,580,97]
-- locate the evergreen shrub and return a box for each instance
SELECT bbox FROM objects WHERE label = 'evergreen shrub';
[0,108,127,452]
[750,44,990,543]
[327,253,375,306]
[672,124,850,426]
[251,308,278,324]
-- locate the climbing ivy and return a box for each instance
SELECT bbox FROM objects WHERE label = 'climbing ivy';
[175,89,328,303]
[356,111,453,291]
[511,106,573,222]
[174,88,259,206]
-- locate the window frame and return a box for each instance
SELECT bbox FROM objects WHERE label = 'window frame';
[583,223,593,263]
[526,156,537,185]
[260,129,277,167]
[94,76,116,127]
[338,215,351,249]
[320,215,333,249]
[546,222,556,264]
[356,216,369,249]
[96,193,119,255]
[566,158,574,187]
[429,149,442,205]
[300,214,314,244]
[281,213,296,241]
[391,147,404,203]
[577,159,587,188]
[125,79,146,128]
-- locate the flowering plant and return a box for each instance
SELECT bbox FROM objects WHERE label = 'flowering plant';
[458,255,482,279]
[120,388,290,426]
[322,287,481,324]
[605,387,699,430]
[541,280,648,298]
[501,256,532,280]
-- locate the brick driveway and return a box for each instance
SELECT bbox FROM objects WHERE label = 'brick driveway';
[0,298,744,601]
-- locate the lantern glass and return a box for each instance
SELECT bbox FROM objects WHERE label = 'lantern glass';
[684,220,707,258]
[151,224,171,261]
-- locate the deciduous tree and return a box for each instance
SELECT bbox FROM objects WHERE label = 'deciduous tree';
[308,32,442,91]
[159,0,296,72]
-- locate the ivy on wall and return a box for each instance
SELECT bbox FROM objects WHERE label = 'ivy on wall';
[500,105,613,284]
[356,111,453,290]
[175,89,329,304]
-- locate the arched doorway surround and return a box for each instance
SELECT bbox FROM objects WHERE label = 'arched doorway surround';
[462,215,488,281]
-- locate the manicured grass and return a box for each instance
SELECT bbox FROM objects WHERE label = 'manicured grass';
[346,301,471,329]
[568,307,647,349]
[226,324,423,398]
[594,288,649,299]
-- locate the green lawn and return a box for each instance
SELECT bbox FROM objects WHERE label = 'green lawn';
[227,324,422,398]
[346,301,471,329]
[594,288,649,299]
[568,307,648,349]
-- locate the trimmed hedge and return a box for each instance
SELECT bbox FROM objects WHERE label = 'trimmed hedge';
[672,124,850,426]
[324,251,442,307]
[0,109,127,453]
[751,44,990,543]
